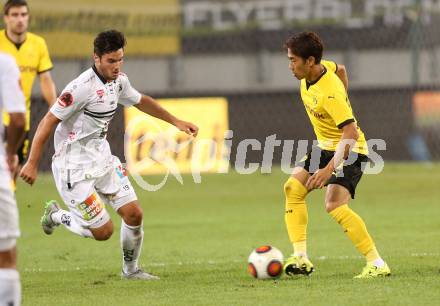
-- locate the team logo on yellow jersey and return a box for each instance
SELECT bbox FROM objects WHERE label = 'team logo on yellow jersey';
[19,65,37,73]
[304,104,325,119]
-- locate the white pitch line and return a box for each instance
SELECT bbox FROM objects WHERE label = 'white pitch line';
[22,253,440,273]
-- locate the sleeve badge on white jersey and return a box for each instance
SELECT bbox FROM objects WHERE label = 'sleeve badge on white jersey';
[57,92,74,107]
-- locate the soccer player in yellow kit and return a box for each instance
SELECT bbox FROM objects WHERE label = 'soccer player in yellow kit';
[282,32,390,278]
[1,0,56,169]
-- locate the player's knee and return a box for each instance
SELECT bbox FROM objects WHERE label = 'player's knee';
[284,178,307,202]
[123,206,143,226]
[325,201,342,213]
[92,222,114,241]
[0,248,17,269]
[284,179,297,199]
[283,180,291,196]
[94,229,113,241]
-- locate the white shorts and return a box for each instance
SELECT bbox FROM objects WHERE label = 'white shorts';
[52,156,137,229]
[0,169,19,251]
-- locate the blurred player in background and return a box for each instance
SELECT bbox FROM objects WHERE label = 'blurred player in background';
[19,30,198,280]
[1,0,56,178]
[0,52,26,306]
[282,32,390,278]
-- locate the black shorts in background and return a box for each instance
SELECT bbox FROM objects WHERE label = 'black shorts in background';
[4,126,29,165]
[17,133,29,165]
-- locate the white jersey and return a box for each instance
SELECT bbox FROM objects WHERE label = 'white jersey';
[50,66,141,184]
[0,53,24,243]
[0,52,26,159]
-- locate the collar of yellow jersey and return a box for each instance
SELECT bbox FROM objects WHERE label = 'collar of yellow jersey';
[306,66,327,90]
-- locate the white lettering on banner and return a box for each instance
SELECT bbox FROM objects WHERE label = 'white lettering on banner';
[212,3,231,31]
[228,1,255,28]
[255,0,283,30]
[183,0,440,31]
[283,0,310,22]
[314,0,349,21]
[183,2,211,29]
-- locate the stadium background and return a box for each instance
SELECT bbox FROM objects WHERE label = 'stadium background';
[6,0,440,169]
[5,1,440,305]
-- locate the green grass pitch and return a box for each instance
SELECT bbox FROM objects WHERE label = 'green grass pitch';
[16,163,440,306]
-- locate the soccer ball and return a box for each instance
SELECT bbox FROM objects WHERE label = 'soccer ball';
[247,245,284,279]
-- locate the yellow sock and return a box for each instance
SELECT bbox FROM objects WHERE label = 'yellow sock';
[366,246,381,263]
[293,240,307,255]
[329,204,377,260]
[284,177,308,255]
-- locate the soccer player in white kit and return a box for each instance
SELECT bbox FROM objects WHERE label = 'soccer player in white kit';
[19,30,199,280]
[0,52,26,305]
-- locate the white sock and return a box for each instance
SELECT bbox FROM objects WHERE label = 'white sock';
[0,268,21,306]
[51,210,93,238]
[293,252,307,258]
[373,258,385,268]
[120,221,144,274]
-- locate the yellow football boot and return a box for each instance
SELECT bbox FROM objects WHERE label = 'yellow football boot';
[354,262,391,279]
[283,255,314,276]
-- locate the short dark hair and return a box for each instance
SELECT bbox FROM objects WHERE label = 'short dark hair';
[3,0,28,15]
[284,32,324,64]
[93,30,126,57]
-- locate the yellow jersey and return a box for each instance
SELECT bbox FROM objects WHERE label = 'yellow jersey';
[0,30,53,130]
[299,60,368,155]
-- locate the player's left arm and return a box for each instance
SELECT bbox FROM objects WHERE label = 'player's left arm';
[39,71,57,106]
[118,75,198,136]
[322,60,348,91]
[306,122,358,190]
[335,64,348,91]
[306,86,356,190]
[135,95,199,137]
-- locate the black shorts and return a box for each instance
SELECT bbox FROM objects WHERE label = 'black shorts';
[4,126,29,165]
[296,146,369,199]
[17,133,29,165]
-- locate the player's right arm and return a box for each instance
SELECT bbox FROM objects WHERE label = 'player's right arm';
[1,56,26,175]
[20,84,86,185]
[19,112,60,185]
[335,64,348,91]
